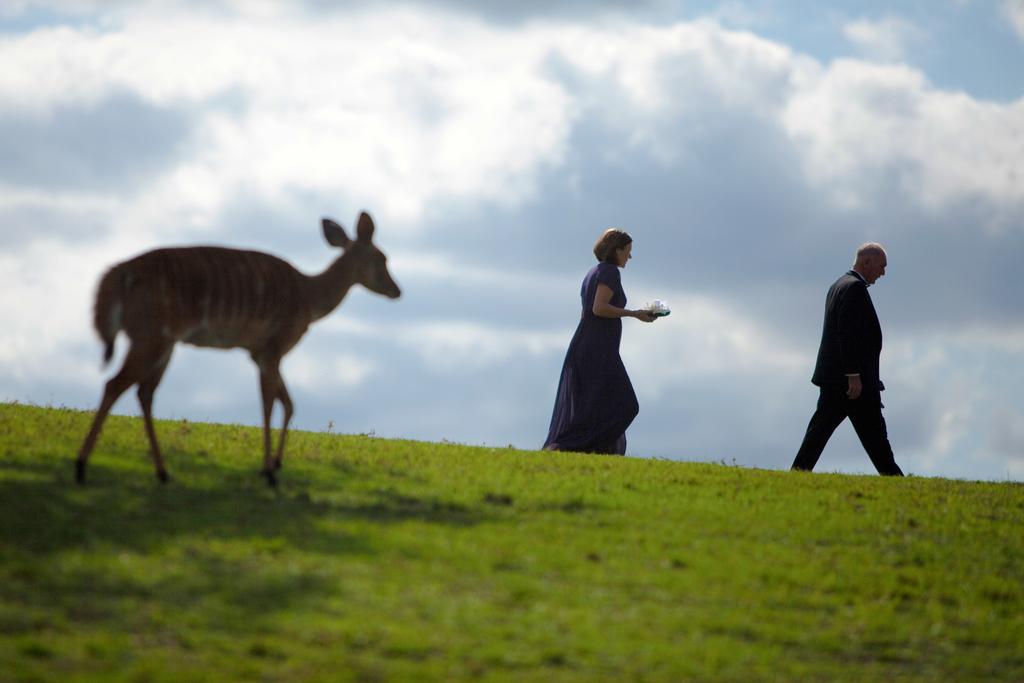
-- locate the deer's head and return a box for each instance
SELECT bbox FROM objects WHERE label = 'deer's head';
[322,212,401,299]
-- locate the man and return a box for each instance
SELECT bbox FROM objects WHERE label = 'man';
[791,243,904,476]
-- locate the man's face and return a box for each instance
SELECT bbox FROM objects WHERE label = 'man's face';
[863,253,887,284]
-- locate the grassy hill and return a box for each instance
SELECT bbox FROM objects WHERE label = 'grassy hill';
[1,401,1022,682]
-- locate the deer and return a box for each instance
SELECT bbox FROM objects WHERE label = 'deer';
[75,211,401,487]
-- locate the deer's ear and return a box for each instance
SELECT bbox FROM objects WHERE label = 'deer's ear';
[356,212,375,243]
[322,218,351,248]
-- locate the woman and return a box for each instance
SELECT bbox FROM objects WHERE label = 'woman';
[543,228,656,455]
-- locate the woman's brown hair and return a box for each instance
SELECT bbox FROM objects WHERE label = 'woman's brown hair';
[593,228,633,264]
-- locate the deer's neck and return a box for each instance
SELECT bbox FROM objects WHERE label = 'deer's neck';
[307,251,359,322]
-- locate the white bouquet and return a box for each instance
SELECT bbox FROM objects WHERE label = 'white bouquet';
[643,299,671,317]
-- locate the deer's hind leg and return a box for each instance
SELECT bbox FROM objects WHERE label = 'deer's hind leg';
[137,347,174,483]
[76,340,172,485]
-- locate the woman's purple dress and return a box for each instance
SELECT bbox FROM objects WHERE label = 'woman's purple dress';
[543,262,639,454]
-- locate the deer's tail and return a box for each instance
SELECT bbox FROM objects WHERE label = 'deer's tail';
[94,266,125,365]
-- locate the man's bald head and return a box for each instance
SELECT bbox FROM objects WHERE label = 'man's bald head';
[853,242,888,285]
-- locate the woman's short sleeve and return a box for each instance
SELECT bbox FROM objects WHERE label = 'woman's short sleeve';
[595,263,620,289]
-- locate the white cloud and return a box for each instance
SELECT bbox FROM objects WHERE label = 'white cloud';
[0,186,121,220]
[3,9,1020,232]
[548,20,811,164]
[989,405,1024,466]
[394,321,568,370]
[883,337,974,468]
[388,251,578,298]
[843,17,923,62]
[1,241,103,371]
[0,9,575,227]
[782,59,1024,212]
[621,287,807,400]
[286,353,377,391]
[1006,0,1024,39]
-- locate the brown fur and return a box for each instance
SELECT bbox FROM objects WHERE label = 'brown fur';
[99,248,311,357]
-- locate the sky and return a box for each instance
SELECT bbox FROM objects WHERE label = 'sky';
[1,0,1023,480]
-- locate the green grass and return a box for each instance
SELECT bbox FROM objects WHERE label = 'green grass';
[1,401,1022,682]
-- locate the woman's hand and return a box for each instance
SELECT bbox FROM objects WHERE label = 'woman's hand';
[593,284,657,322]
[633,310,657,323]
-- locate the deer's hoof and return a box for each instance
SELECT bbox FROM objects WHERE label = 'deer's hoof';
[75,460,86,485]
[157,470,170,484]
[262,469,277,488]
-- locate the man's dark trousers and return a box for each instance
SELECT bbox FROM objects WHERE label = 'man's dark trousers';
[793,384,903,476]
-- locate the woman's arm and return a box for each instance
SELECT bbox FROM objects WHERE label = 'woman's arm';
[593,283,656,322]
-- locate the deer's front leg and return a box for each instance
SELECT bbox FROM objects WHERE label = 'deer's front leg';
[273,379,293,471]
[258,368,278,487]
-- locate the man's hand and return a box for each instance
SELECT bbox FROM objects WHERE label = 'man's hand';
[846,374,863,400]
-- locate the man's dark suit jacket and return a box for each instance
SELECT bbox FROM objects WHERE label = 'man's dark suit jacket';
[811,271,884,397]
